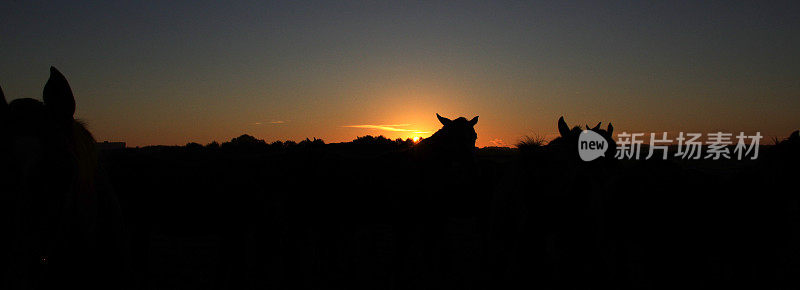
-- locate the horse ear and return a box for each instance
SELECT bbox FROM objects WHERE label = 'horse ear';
[43,66,76,121]
[607,123,613,135]
[558,116,570,137]
[436,113,452,126]
[592,122,601,131]
[0,84,6,112]
[468,116,478,126]
[0,85,7,123]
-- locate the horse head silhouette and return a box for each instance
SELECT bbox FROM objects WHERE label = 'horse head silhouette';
[1,67,124,287]
[549,116,616,160]
[779,130,799,146]
[414,113,479,165]
[2,67,97,200]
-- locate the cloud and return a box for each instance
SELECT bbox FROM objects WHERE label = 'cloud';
[344,124,429,134]
[253,121,287,125]
[488,138,505,147]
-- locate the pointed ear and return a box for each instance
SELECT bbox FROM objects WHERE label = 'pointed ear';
[558,116,570,137]
[585,124,590,130]
[468,116,478,126]
[0,84,6,121]
[43,66,76,120]
[436,113,452,126]
[592,122,601,131]
[0,84,6,111]
[607,123,613,135]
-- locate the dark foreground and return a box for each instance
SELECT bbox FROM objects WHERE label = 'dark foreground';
[90,137,800,289]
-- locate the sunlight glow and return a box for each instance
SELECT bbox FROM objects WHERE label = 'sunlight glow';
[412,136,421,143]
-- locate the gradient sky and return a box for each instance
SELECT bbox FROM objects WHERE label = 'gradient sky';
[2,0,798,147]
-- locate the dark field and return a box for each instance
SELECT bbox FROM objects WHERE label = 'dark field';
[97,134,800,289]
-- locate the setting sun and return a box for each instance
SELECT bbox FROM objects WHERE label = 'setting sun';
[412,136,421,143]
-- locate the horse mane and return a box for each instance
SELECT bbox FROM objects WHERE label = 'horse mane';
[70,119,99,226]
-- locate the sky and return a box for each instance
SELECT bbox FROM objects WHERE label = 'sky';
[1,0,798,147]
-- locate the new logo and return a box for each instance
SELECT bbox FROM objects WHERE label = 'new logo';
[578,130,608,161]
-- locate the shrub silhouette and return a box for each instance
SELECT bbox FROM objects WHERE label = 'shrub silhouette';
[222,134,267,150]
[516,134,546,151]
[206,140,220,149]
[298,137,325,148]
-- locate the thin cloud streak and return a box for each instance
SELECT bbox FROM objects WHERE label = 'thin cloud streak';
[253,121,287,125]
[343,124,429,134]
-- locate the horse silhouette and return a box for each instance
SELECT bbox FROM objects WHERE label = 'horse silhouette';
[409,113,479,166]
[385,113,482,220]
[776,130,799,148]
[548,116,616,160]
[487,115,622,288]
[1,67,127,288]
[338,113,479,288]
